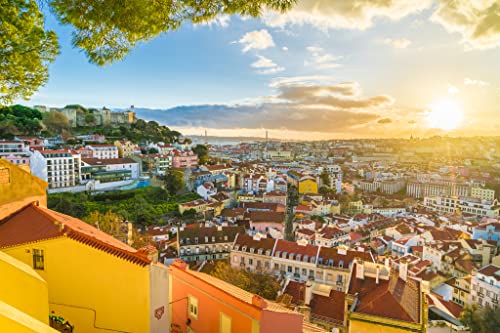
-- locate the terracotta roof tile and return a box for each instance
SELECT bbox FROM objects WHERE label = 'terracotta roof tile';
[0,204,151,266]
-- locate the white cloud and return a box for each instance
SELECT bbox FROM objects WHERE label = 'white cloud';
[382,37,412,49]
[464,78,490,86]
[432,0,500,50]
[305,46,342,69]
[198,15,230,28]
[261,0,432,31]
[251,56,284,75]
[237,29,275,53]
[282,46,289,51]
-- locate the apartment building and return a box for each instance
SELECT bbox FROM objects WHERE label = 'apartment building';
[177,224,244,262]
[424,195,500,218]
[171,149,198,168]
[407,181,470,198]
[0,140,30,166]
[469,264,500,309]
[354,178,406,195]
[231,235,373,291]
[471,187,496,201]
[87,144,119,159]
[81,158,140,182]
[30,149,81,189]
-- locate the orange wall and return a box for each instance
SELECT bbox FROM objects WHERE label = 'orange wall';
[169,263,303,333]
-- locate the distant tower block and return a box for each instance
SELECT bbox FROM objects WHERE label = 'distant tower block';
[205,130,208,144]
[265,130,268,143]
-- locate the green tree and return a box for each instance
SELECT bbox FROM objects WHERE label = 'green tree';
[192,144,209,164]
[210,262,281,300]
[164,170,185,194]
[319,170,330,187]
[2,0,296,102]
[43,110,70,134]
[0,0,59,105]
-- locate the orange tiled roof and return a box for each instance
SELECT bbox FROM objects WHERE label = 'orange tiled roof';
[348,263,421,324]
[0,204,151,266]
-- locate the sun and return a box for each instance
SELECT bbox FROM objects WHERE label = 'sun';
[426,99,464,131]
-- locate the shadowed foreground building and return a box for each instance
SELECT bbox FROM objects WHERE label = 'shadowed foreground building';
[169,260,327,333]
[0,159,169,333]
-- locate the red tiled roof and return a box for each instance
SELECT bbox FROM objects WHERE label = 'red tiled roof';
[348,263,421,324]
[0,204,151,266]
[274,239,319,260]
[247,211,285,223]
[233,234,276,253]
[310,289,345,324]
[318,247,373,268]
[82,157,137,165]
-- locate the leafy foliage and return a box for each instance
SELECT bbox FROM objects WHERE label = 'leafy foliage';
[210,261,281,300]
[49,0,296,65]
[163,170,186,195]
[0,104,43,138]
[91,119,181,144]
[460,304,500,333]
[192,144,209,165]
[48,187,200,225]
[2,0,296,101]
[0,0,59,105]
[42,110,70,135]
[83,210,154,249]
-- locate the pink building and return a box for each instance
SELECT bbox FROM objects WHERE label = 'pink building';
[171,149,198,168]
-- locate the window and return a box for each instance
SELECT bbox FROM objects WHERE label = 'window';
[33,249,44,270]
[188,296,198,319]
[220,312,232,333]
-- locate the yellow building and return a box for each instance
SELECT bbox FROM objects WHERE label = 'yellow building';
[299,176,318,194]
[0,161,170,333]
[0,159,47,220]
[0,251,59,333]
[114,140,137,158]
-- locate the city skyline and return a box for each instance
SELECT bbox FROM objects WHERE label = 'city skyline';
[17,1,500,139]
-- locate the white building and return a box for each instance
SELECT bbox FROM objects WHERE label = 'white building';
[471,187,496,201]
[81,158,140,182]
[469,264,500,309]
[424,195,500,218]
[30,149,81,189]
[87,144,119,159]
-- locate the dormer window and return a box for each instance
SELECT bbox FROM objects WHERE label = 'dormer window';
[311,256,316,263]
[276,251,281,257]
[205,236,209,243]
[212,236,215,242]
[258,249,263,255]
[282,252,287,259]
[296,254,301,261]
[195,237,199,244]
[339,260,344,268]
[186,238,190,244]
[242,246,247,252]
[290,253,294,260]
[265,250,271,256]
[303,255,308,262]
[250,248,255,253]
[224,235,228,241]
[318,258,323,265]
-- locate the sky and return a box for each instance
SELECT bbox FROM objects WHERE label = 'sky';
[20,0,500,140]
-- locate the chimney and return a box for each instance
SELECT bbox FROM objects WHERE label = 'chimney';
[252,295,268,309]
[356,258,365,280]
[384,257,391,270]
[399,259,408,282]
[376,265,380,284]
[304,282,313,306]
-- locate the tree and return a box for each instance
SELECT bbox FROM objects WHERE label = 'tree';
[0,0,59,105]
[459,304,500,333]
[83,210,154,249]
[43,110,70,134]
[164,170,185,194]
[2,0,295,102]
[210,262,281,300]
[192,144,209,164]
[319,170,330,187]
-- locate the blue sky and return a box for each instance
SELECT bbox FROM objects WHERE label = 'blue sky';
[20,1,500,139]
